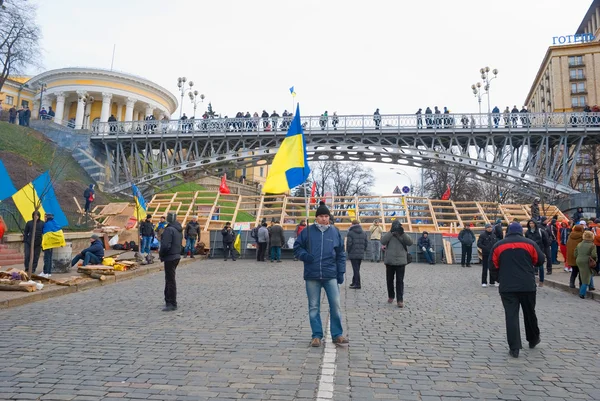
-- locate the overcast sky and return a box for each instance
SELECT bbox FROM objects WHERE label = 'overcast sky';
[32,0,591,195]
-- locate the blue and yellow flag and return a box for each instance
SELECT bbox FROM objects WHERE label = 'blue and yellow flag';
[233,229,242,255]
[0,160,17,201]
[132,184,147,221]
[263,104,310,194]
[12,172,68,228]
[42,217,66,250]
[289,86,296,97]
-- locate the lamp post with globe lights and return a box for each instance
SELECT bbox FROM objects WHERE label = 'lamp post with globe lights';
[188,90,205,119]
[177,77,195,119]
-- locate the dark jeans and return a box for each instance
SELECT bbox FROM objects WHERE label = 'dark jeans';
[223,242,236,260]
[43,248,53,275]
[551,240,559,263]
[351,259,362,287]
[461,245,472,266]
[84,199,91,212]
[256,242,267,261]
[24,243,41,273]
[270,246,281,261]
[164,258,179,307]
[500,291,540,351]
[71,252,101,267]
[570,266,582,287]
[545,247,552,273]
[386,264,406,301]
[481,253,497,284]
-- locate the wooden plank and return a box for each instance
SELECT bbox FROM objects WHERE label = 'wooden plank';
[73,197,84,214]
[204,191,221,231]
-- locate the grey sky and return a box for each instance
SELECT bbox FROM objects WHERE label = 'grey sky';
[33,0,590,195]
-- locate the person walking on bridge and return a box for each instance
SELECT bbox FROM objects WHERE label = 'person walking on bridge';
[373,108,381,129]
[416,108,423,129]
[492,106,500,128]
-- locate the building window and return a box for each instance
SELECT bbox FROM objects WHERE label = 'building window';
[259,167,264,177]
[21,100,29,108]
[570,68,585,79]
[571,82,586,94]
[5,95,14,105]
[568,55,584,66]
[571,96,586,107]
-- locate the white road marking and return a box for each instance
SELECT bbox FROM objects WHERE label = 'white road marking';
[316,315,337,401]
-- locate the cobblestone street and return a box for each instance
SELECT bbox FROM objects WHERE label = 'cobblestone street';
[0,259,598,401]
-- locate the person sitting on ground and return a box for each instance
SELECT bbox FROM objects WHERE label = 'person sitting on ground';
[71,234,105,266]
[418,231,435,265]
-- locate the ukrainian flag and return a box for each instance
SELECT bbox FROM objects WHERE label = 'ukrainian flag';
[132,184,147,221]
[289,86,296,97]
[0,160,17,201]
[233,228,242,255]
[42,217,66,250]
[12,172,68,228]
[263,104,310,194]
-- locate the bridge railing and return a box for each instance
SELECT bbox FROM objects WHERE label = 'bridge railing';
[90,112,600,136]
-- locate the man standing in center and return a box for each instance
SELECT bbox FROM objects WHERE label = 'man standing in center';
[159,212,182,312]
[490,222,545,358]
[458,224,476,267]
[369,219,384,263]
[294,202,348,347]
[184,216,200,258]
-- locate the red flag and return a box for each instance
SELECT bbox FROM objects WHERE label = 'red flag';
[219,174,231,194]
[310,182,317,204]
[441,184,451,200]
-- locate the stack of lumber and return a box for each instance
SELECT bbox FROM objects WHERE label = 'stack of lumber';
[78,265,115,281]
[0,269,39,292]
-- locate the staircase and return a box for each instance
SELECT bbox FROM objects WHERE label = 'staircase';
[0,244,24,267]
[72,147,106,190]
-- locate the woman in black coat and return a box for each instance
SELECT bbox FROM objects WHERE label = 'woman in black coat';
[346,220,368,289]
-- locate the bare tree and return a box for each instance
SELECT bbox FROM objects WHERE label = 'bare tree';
[422,165,478,201]
[0,0,41,93]
[309,161,375,199]
[310,160,335,198]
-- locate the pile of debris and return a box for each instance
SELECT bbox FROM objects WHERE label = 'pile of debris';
[0,269,43,292]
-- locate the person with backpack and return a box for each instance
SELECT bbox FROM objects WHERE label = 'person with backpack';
[139,214,155,256]
[256,221,269,262]
[184,216,201,258]
[381,220,413,308]
[83,184,95,213]
[458,224,476,267]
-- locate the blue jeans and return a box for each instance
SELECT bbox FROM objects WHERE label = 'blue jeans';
[185,237,196,255]
[305,279,343,340]
[270,246,281,261]
[43,249,53,275]
[423,249,434,264]
[371,240,381,262]
[538,265,544,283]
[71,252,101,267]
[580,277,594,297]
[551,240,559,262]
[141,236,153,254]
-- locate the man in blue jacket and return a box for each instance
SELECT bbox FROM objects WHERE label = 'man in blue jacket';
[294,203,349,347]
[71,234,105,266]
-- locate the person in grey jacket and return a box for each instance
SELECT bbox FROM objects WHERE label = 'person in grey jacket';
[381,221,413,308]
[256,222,269,262]
[458,224,476,267]
[346,220,368,289]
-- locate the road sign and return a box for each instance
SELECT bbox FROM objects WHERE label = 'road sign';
[402,186,410,194]
[392,186,401,194]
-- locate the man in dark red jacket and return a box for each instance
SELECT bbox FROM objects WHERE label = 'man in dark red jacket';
[490,222,546,358]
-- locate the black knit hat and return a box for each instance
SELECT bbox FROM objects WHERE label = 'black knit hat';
[316,203,330,217]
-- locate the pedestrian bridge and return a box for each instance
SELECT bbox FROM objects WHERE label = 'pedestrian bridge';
[88,112,600,195]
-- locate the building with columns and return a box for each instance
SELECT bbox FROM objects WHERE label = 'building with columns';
[0,67,177,128]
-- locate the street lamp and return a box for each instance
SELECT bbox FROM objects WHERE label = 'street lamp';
[390,168,414,192]
[188,90,205,119]
[177,77,195,119]
[471,82,483,115]
[479,66,498,114]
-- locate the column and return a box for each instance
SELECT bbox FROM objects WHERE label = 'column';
[124,97,136,132]
[144,104,155,119]
[74,91,87,130]
[100,93,112,123]
[53,92,65,125]
[84,101,93,129]
[116,102,123,121]
[596,7,600,36]
[134,111,140,121]
[593,17,597,36]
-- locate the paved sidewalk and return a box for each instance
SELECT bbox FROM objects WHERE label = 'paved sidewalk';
[0,260,598,400]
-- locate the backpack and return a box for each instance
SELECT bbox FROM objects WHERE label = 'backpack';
[123,241,131,251]
[83,188,90,198]
[112,244,124,250]
[129,241,138,252]
[251,226,259,241]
